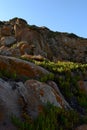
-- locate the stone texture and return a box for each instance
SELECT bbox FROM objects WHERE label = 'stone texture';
[0,17,87,129]
[0,78,71,129]
[0,78,20,129]
[0,55,50,79]
[47,81,72,109]
[0,26,12,36]
[1,36,16,46]
[0,18,87,62]
[18,79,71,118]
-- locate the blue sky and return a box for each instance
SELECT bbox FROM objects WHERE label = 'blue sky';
[0,0,87,38]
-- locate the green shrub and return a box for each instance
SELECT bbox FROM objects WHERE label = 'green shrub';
[11,102,87,130]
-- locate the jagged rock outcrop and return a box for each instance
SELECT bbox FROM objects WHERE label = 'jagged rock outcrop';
[0,17,87,63]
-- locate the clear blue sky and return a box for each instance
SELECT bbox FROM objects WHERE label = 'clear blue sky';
[0,0,87,38]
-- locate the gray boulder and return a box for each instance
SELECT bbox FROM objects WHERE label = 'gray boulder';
[1,36,16,46]
[0,78,71,129]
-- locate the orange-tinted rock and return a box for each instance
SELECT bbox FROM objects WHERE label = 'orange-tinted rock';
[25,80,62,116]
[0,26,12,36]
[14,18,27,37]
[47,81,72,109]
[0,18,87,62]
[19,42,33,55]
[0,78,72,128]
[0,55,49,79]
[24,79,69,118]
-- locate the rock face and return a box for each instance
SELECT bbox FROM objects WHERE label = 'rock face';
[1,36,16,46]
[0,17,87,62]
[0,55,50,79]
[0,78,70,128]
[0,26,12,36]
[0,78,20,130]
[0,18,87,129]
[20,79,70,118]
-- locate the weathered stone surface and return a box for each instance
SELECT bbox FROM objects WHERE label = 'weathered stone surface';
[1,36,16,46]
[0,78,20,129]
[17,41,34,55]
[0,78,71,129]
[0,45,21,57]
[17,79,71,118]
[0,26,12,36]
[47,81,72,109]
[0,17,87,129]
[0,18,87,62]
[0,55,50,79]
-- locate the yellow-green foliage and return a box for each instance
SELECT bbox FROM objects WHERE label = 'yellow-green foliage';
[20,58,87,112]
[34,60,87,73]
[1,57,87,129]
[33,60,87,111]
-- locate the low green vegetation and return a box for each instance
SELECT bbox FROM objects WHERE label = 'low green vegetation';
[0,69,17,80]
[11,102,87,130]
[20,57,87,113]
[34,60,87,112]
[33,60,87,74]
[39,73,54,82]
[1,57,87,129]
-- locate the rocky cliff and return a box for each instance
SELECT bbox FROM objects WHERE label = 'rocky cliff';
[0,17,87,63]
[0,18,87,130]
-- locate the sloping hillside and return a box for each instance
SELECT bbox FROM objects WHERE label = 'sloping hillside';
[0,18,87,130]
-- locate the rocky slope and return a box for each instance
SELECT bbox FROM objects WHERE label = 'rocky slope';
[0,17,87,63]
[0,18,87,130]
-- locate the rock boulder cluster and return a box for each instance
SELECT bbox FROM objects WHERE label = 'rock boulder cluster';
[0,17,87,62]
[0,18,87,129]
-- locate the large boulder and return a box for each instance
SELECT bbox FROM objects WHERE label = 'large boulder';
[0,55,50,79]
[1,36,16,47]
[0,78,71,129]
[0,41,31,57]
[23,80,62,118]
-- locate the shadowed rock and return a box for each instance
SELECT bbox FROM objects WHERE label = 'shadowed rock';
[0,78,71,129]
